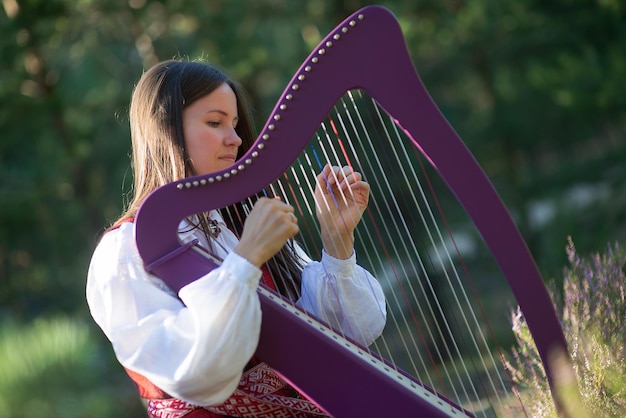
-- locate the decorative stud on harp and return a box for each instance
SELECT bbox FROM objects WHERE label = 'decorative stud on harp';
[136,5,574,417]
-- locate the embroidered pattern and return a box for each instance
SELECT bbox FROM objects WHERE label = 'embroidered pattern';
[146,363,327,418]
[147,398,197,418]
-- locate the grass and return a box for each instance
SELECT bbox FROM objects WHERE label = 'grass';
[0,315,144,418]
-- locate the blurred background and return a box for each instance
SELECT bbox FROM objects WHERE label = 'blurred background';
[1,0,624,416]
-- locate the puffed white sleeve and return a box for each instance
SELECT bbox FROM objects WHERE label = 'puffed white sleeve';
[296,249,387,347]
[86,223,262,406]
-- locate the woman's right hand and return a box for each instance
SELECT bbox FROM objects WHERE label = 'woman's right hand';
[234,197,299,268]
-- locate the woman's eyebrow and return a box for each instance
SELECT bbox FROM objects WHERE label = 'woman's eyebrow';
[205,109,228,116]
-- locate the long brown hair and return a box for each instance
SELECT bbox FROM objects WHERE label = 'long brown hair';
[117,59,303,298]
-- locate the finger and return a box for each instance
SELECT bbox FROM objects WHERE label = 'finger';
[285,212,299,236]
[336,165,360,185]
[350,180,370,199]
[318,165,362,193]
[316,166,331,188]
[321,165,345,188]
[267,196,293,211]
[318,167,341,194]
[326,165,339,186]
[341,164,353,175]
[340,171,363,187]
[283,203,295,214]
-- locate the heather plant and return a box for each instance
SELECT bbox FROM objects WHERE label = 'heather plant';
[506,237,626,417]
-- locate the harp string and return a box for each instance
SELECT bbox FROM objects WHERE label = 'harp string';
[296,139,381,343]
[326,92,526,413]
[332,91,472,397]
[296,115,463,402]
[304,113,474,401]
[371,97,516,411]
[317,114,439,366]
[330,95,478,404]
[249,164,367,339]
[357,90,511,405]
[406,128,526,413]
[380,97,524,412]
[320,108,457,399]
[218,89,527,414]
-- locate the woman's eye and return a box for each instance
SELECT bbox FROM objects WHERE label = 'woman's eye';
[207,121,220,127]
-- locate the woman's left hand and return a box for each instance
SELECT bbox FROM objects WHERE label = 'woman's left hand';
[314,164,370,259]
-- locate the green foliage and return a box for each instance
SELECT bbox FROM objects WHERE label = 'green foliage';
[0,316,144,417]
[506,238,626,417]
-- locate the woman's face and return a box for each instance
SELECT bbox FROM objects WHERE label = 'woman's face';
[182,82,242,176]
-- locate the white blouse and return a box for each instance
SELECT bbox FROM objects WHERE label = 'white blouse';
[86,210,386,406]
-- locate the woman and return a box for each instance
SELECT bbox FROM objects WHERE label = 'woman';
[86,59,386,417]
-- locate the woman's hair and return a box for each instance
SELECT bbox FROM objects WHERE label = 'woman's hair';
[117,59,303,298]
[118,59,256,221]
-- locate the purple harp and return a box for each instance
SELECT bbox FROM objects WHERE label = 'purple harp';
[135,5,572,417]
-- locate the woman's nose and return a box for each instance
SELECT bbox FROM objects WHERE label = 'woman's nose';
[225,127,243,146]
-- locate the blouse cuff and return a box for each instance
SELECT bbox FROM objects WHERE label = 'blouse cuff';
[321,249,356,277]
